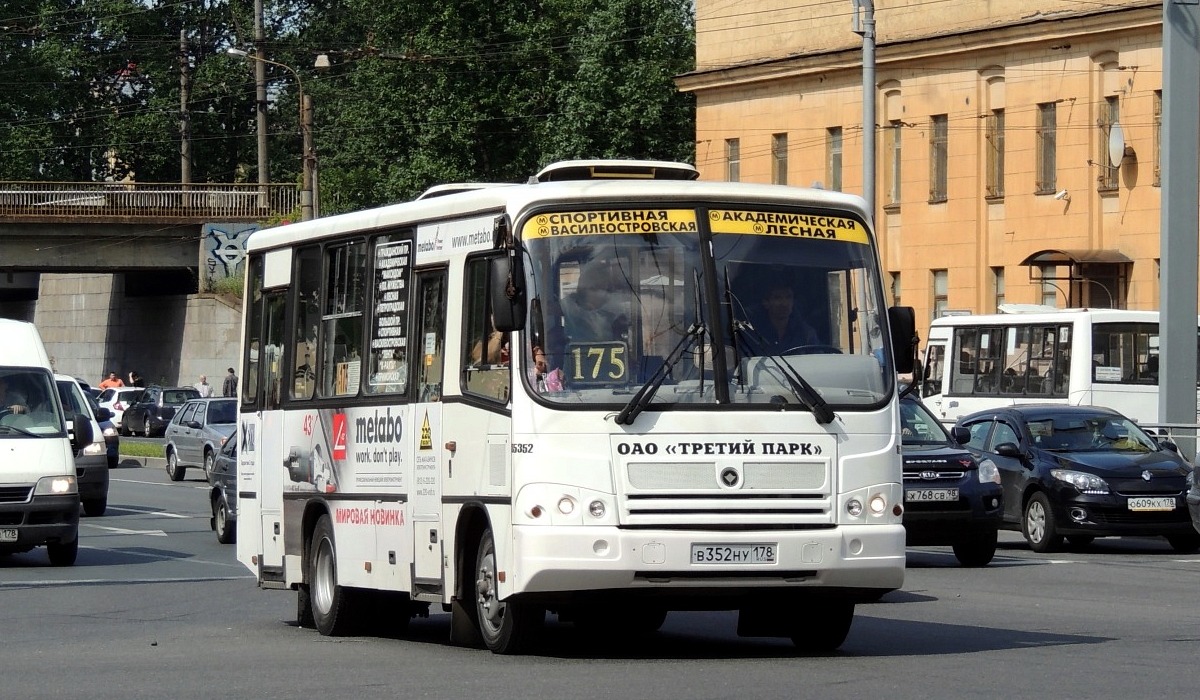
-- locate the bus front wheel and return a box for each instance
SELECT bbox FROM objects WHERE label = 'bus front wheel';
[473,528,542,654]
[309,514,358,636]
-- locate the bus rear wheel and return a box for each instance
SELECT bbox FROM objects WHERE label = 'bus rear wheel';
[309,514,359,636]
[474,528,541,654]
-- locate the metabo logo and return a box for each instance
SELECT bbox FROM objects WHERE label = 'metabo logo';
[332,414,347,460]
[356,407,403,444]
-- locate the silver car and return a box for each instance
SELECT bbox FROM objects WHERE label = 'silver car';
[163,398,237,481]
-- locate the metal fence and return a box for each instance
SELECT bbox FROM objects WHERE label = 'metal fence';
[0,181,299,220]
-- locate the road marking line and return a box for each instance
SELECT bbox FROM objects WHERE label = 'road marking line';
[0,575,253,589]
[104,506,190,518]
[83,524,168,537]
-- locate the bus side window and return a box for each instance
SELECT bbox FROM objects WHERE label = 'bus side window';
[416,270,447,403]
[922,344,945,398]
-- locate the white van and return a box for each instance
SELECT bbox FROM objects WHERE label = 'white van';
[0,319,94,566]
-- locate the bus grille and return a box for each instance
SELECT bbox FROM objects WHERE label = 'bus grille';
[621,461,832,527]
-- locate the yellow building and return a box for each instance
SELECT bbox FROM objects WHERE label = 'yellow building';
[678,0,1176,326]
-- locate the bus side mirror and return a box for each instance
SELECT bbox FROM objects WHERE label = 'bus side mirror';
[490,254,527,332]
[888,306,917,375]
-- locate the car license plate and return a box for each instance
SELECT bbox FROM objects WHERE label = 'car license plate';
[1127,497,1175,512]
[691,543,776,565]
[0,528,17,543]
[906,488,959,502]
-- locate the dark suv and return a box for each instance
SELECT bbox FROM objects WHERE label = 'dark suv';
[900,392,1004,567]
[120,385,201,437]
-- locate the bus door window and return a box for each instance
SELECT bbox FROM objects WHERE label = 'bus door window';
[922,343,945,398]
[243,255,264,406]
[463,256,511,402]
[290,245,321,400]
[416,270,447,403]
[322,240,367,397]
[262,291,287,410]
[951,328,978,394]
[366,234,412,396]
[973,327,1003,393]
[1000,326,1032,395]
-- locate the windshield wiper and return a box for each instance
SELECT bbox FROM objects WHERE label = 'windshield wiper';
[615,322,705,426]
[0,424,39,437]
[729,318,835,425]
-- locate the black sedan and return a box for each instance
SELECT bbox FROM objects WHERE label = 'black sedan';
[208,435,237,544]
[956,404,1199,553]
[900,393,1003,566]
[121,385,200,437]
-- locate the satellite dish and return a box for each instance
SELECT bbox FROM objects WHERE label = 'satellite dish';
[1108,122,1126,167]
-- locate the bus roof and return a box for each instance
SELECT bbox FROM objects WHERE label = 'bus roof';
[928,308,1179,329]
[246,173,872,254]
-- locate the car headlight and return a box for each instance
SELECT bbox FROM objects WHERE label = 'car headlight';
[1051,468,1109,495]
[83,440,106,456]
[34,475,78,495]
[103,426,118,438]
[977,460,1001,484]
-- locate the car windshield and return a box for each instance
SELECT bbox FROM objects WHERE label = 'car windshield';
[1026,413,1158,453]
[900,399,951,446]
[519,204,892,411]
[206,399,237,424]
[0,367,65,437]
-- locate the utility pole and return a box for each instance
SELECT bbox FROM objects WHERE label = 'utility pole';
[852,0,876,222]
[1159,0,1200,458]
[254,0,268,207]
[179,29,191,186]
[301,94,315,221]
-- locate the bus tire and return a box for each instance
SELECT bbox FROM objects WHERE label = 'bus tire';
[309,514,358,636]
[790,600,854,653]
[473,528,542,654]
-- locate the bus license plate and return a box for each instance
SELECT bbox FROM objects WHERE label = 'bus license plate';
[0,528,17,542]
[906,488,959,502]
[691,543,776,565]
[1128,497,1175,512]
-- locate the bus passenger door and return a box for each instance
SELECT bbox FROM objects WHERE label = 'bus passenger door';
[257,289,289,571]
[412,270,446,585]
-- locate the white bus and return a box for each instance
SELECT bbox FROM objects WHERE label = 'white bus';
[919,308,1200,424]
[236,160,916,653]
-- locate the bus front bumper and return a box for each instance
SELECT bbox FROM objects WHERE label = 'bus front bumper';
[510,524,905,596]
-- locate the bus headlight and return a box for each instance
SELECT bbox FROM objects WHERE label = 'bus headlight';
[557,497,576,515]
[588,500,606,518]
[869,494,888,515]
[35,475,78,495]
[846,499,864,517]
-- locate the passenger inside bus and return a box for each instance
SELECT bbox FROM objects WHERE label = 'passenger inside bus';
[561,262,630,343]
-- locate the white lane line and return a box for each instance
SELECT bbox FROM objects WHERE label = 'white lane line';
[0,575,253,588]
[104,506,190,519]
[111,477,208,491]
[82,524,168,537]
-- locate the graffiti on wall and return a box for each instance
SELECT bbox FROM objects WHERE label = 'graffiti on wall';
[202,223,258,291]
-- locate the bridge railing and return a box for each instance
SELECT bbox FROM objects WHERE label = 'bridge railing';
[0,181,299,220]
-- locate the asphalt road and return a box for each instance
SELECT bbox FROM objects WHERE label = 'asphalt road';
[2,464,1197,700]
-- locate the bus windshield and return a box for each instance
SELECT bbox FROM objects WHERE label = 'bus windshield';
[520,205,892,410]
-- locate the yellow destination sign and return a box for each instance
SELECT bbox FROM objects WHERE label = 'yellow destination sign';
[522,210,698,238]
[708,210,868,243]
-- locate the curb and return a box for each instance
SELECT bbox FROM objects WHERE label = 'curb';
[117,456,167,470]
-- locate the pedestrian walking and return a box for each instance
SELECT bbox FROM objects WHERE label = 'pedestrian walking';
[222,367,238,397]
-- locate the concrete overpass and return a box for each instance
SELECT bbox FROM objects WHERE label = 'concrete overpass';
[0,181,298,387]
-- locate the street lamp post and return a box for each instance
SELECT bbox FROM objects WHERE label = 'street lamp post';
[228,48,316,221]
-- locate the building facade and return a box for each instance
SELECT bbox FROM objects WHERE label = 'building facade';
[679,0,1177,326]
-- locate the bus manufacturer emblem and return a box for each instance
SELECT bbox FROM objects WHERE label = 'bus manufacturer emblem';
[720,467,740,487]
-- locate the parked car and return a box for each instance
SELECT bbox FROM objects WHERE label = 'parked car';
[208,435,237,544]
[163,397,236,481]
[97,386,144,430]
[122,385,200,437]
[900,392,1003,566]
[54,374,110,517]
[956,404,1200,553]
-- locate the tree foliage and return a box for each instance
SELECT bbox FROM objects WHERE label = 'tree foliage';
[0,0,695,210]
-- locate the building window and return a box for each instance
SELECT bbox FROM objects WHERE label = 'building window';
[929,114,948,202]
[992,267,1005,312]
[826,127,843,191]
[1098,96,1119,191]
[1040,264,1059,307]
[771,133,788,185]
[1153,90,1162,187]
[932,269,948,320]
[890,272,901,306]
[985,109,1005,198]
[725,138,740,182]
[1036,103,1057,194]
[885,121,902,205]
